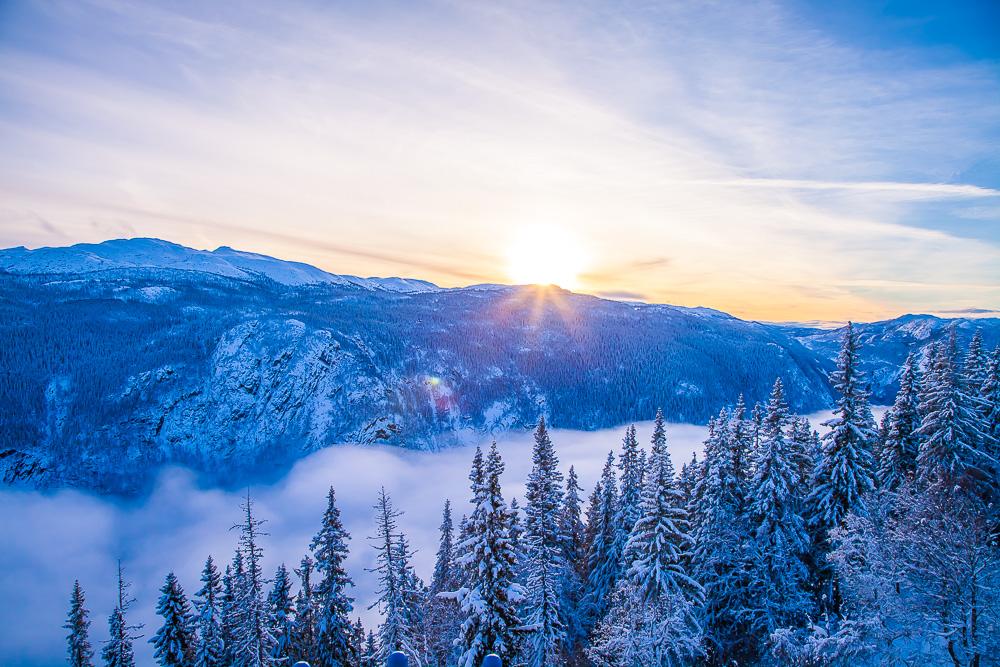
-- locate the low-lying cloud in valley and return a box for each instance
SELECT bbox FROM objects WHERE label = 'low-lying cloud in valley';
[1,422,709,666]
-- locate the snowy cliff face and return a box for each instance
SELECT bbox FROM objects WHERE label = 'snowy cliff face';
[2,239,992,495]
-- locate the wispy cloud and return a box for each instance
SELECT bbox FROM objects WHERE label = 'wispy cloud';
[0,0,997,320]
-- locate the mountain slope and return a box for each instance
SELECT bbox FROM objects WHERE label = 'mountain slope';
[2,239,997,495]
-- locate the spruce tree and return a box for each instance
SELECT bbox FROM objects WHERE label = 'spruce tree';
[369,487,424,663]
[231,492,275,666]
[453,443,524,667]
[193,556,225,667]
[590,414,704,666]
[581,451,619,631]
[691,408,753,665]
[426,500,462,667]
[809,322,876,531]
[267,564,295,663]
[916,332,991,488]
[558,466,587,664]
[65,580,95,667]
[220,559,241,667]
[622,409,699,602]
[150,572,196,667]
[310,487,355,667]
[102,561,141,667]
[963,329,988,395]
[614,425,643,556]
[523,417,567,667]
[878,353,922,490]
[290,555,318,663]
[747,379,811,638]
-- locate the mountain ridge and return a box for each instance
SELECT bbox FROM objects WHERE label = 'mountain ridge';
[1,238,997,495]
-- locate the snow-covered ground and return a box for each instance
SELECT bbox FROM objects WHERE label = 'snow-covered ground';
[0,410,871,666]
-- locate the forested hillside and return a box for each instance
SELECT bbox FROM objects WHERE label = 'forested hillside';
[62,325,1000,666]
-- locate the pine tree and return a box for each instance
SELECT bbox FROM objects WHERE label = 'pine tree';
[691,408,754,665]
[590,413,704,666]
[267,564,295,663]
[581,451,619,632]
[310,487,355,667]
[558,466,587,664]
[221,559,241,667]
[621,409,699,602]
[350,619,367,666]
[916,332,991,488]
[290,555,317,662]
[523,417,567,667]
[102,561,141,667]
[427,500,462,667]
[362,631,378,667]
[878,353,922,490]
[452,443,524,667]
[809,322,876,531]
[746,379,811,639]
[614,425,643,559]
[963,329,988,395]
[65,580,95,667]
[368,487,424,663]
[193,556,225,667]
[231,492,275,667]
[150,572,197,667]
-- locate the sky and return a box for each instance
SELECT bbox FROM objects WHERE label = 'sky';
[0,0,998,321]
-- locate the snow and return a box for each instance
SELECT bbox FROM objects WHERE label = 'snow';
[0,238,441,292]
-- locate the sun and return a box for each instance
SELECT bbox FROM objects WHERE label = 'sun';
[506,226,587,290]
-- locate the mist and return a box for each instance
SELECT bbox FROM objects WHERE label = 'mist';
[2,409,872,667]
[0,421,711,666]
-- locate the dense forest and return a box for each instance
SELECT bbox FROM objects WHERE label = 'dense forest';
[63,324,999,666]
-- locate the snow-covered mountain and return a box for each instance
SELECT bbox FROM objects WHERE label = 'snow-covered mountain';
[0,238,441,292]
[1,239,996,495]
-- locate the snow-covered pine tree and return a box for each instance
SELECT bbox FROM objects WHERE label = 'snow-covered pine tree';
[150,572,197,667]
[982,347,1000,496]
[558,466,587,665]
[581,451,619,632]
[368,487,424,663]
[788,417,818,499]
[677,451,699,511]
[729,394,753,507]
[963,329,988,396]
[309,487,355,667]
[267,564,295,663]
[362,630,378,667]
[622,407,699,602]
[193,556,225,667]
[452,443,524,667]
[589,411,704,666]
[746,379,812,642]
[350,619,366,665]
[878,353,922,490]
[221,557,242,666]
[916,332,991,489]
[426,500,462,667]
[808,322,876,532]
[290,555,317,662]
[231,492,276,667]
[65,580,95,667]
[523,417,567,667]
[102,560,141,667]
[691,407,754,665]
[614,425,643,558]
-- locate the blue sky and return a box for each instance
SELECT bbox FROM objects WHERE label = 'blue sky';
[0,0,997,320]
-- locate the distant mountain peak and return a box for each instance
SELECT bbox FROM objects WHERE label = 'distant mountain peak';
[0,237,442,293]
